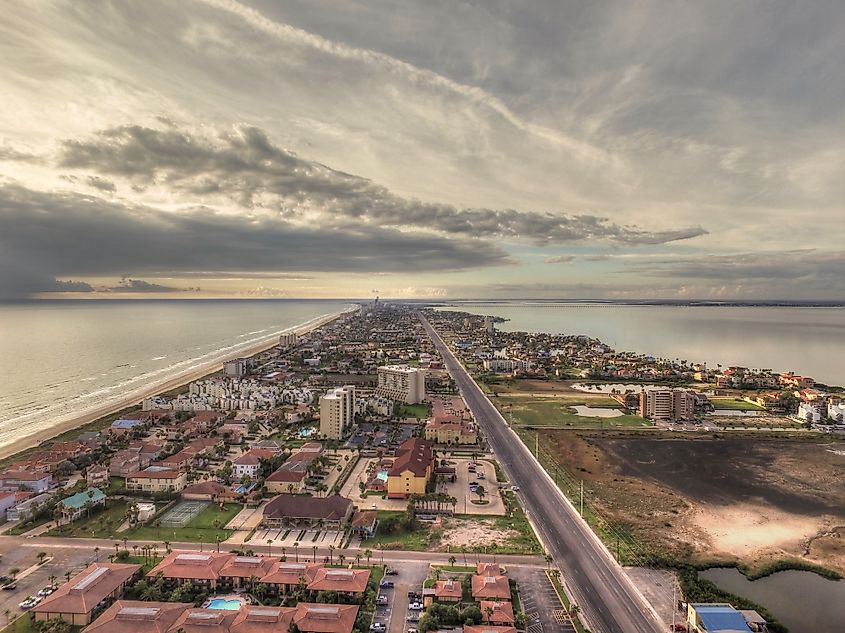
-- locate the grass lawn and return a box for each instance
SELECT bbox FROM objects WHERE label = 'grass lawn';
[6,514,53,536]
[501,397,648,429]
[46,500,130,538]
[710,398,764,411]
[125,503,241,543]
[364,511,434,551]
[398,403,432,419]
[0,615,37,633]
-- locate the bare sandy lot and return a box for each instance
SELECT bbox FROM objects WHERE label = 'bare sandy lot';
[540,430,845,572]
[438,518,520,550]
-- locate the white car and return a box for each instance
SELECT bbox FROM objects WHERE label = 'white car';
[409,602,423,611]
[19,596,42,610]
[37,586,55,597]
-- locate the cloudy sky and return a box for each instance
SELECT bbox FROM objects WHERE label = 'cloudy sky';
[2,1,844,300]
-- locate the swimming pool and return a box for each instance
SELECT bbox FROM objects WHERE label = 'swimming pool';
[375,470,388,482]
[207,598,243,610]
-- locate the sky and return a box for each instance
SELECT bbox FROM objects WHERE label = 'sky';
[1,0,844,300]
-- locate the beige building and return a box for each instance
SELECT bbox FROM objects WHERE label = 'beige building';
[639,389,696,422]
[319,385,355,439]
[376,365,425,404]
[126,467,187,493]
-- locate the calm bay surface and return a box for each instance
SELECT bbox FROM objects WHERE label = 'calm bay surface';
[0,299,351,451]
[438,303,845,386]
[700,567,845,633]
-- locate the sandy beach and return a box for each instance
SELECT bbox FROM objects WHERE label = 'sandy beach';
[0,308,351,462]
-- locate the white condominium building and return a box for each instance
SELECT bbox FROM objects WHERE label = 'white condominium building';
[376,365,426,404]
[639,389,696,422]
[320,385,356,439]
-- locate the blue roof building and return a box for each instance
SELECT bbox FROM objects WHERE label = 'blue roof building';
[110,418,141,431]
[688,604,753,633]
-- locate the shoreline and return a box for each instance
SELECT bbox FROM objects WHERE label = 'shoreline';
[0,307,354,462]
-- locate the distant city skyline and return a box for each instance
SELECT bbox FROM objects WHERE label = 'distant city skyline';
[2,1,844,300]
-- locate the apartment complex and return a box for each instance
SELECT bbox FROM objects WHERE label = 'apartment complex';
[386,438,434,499]
[639,389,696,422]
[319,385,356,439]
[376,365,425,404]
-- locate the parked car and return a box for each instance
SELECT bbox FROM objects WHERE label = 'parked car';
[408,628,418,633]
[2,583,16,591]
[477,472,486,479]
[511,485,520,492]
[407,614,420,623]
[37,586,55,597]
[376,595,388,606]
[385,568,398,575]
[370,623,386,633]
[380,580,394,588]
[409,602,423,611]
[19,596,42,610]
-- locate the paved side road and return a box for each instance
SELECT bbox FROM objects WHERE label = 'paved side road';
[419,313,664,633]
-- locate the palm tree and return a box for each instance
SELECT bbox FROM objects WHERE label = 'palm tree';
[293,542,299,562]
[448,555,457,568]
[364,549,372,566]
[64,571,72,583]
[312,545,317,562]
[338,553,346,567]
[267,539,274,557]
[544,554,553,570]
[328,544,335,565]
[8,568,20,582]
[36,551,47,565]
[484,606,494,622]
[164,541,171,554]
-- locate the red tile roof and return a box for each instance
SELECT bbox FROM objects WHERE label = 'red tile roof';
[82,600,190,633]
[33,563,141,616]
[471,574,511,600]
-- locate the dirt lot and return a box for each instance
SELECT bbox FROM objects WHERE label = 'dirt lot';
[539,429,845,572]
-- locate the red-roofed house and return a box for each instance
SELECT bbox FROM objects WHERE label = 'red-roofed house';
[471,574,511,601]
[32,562,142,626]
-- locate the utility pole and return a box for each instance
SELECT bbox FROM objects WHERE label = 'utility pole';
[535,432,539,458]
[579,480,584,517]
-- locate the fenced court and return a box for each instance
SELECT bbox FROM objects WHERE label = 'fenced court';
[158,500,209,527]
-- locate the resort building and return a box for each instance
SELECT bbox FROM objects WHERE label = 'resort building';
[126,467,188,493]
[260,562,322,593]
[262,494,353,529]
[386,438,434,499]
[86,465,109,488]
[0,469,52,493]
[471,574,511,601]
[434,579,463,602]
[59,488,106,522]
[638,389,696,422]
[108,450,141,477]
[376,365,426,404]
[265,464,307,494]
[181,481,239,503]
[464,626,517,633]
[82,601,191,633]
[6,492,52,521]
[32,562,142,626]
[82,602,359,633]
[233,448,276,480]
[148,552,233,591]
[319,386,356,440]
[480,601,515,626]
[307,568,370,595]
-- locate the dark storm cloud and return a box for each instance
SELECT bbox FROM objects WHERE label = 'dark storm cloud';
[58,124,707,246]
[86,175,116,192]
[0,183,509,298]
[627,251,845,283]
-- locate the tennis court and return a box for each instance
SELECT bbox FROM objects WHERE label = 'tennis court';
[158,500,209,527]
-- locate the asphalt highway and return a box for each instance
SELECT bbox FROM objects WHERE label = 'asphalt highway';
[419,313,665,633]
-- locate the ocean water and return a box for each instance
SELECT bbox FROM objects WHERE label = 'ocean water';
[438,302,845,387]
[0,299,351,450]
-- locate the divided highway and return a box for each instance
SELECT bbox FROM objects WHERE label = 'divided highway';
[420,314,664,633]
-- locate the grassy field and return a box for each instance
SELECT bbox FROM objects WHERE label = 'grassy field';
[365,511,434,551]
[710,398,764,411]
[126,503,241,543]
[501,397,648,429]
[0,615,37,633]
[398,403,432,419]
[46,500,131,538]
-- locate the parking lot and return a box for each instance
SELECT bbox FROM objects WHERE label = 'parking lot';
[0,543,98,618]
[368,561,428,633]
[510,566,576,633]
